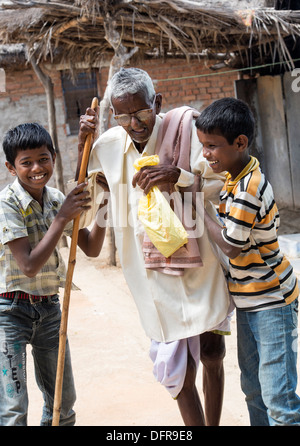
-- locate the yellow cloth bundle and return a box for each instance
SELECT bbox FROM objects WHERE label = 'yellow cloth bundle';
[134,155,188,258]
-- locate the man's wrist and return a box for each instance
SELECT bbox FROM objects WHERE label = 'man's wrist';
[78,141,85,151]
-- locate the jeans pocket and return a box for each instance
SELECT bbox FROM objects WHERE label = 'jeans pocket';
[291,298,298,328]
[0,298,14,313]
[48,294,60,305]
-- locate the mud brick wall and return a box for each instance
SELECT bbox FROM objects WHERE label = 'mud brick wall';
[0,58,237,190]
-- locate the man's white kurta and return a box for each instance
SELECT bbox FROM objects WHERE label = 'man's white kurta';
[81,115,231,343]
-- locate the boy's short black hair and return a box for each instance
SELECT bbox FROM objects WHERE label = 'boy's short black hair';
[2,123,55,166]
[195,97,255,147]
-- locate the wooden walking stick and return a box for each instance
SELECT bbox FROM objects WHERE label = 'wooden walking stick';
[52,97,99,426]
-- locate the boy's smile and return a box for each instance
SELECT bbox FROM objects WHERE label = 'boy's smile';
[196,130,249,180]
[5,145,56,204]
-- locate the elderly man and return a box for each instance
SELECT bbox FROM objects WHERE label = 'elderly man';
[77,67,232,426]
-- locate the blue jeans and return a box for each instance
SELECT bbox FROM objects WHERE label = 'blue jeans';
[237,299,300,426]
[0,294,76,426]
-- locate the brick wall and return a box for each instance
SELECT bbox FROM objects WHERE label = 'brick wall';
[0,67,76,189]
[0,58,238,190]
[99,58,238,112]
[140,58,237,110]
[4,69,62,100]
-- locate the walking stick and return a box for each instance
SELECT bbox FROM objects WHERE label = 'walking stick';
[52,97,99,426]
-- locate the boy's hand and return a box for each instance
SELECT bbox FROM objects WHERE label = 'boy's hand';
[58,183,91,222]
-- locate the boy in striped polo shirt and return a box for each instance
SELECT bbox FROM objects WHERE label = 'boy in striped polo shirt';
[196,97,300,426]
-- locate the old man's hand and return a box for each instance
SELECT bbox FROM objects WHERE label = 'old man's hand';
[96,172,109,192]
[78,106,100,154]
[132,164,180,195]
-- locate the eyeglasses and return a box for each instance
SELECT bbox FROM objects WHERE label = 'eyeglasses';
[113,96,156,127]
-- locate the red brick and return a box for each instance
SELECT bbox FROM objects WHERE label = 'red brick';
[207,87,221,93]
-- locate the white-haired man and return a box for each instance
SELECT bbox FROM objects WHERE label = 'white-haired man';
[77,67,232,426]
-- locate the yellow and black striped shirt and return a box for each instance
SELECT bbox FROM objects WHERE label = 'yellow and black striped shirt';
[219,160,298,311]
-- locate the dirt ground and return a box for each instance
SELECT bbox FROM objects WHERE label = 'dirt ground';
[25,208,300,427]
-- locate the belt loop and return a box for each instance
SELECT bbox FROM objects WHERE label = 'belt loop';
[14,291,21,303]
[29,295,42,304]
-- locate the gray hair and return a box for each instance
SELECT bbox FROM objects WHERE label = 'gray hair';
[107,67,156,105]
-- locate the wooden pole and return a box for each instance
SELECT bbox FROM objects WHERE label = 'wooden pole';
[52,97,98,426]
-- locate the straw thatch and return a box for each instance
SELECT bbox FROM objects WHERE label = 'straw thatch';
[0,0,300,72]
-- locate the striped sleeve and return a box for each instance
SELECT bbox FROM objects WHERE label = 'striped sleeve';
[222,190,261,248]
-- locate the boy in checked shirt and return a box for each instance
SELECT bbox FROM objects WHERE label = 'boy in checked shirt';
[0,123,106,425]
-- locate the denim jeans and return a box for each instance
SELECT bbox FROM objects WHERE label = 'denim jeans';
[237,298,300,426]
[0,294,76,426]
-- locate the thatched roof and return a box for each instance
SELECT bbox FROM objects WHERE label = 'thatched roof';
[0,0,300,72]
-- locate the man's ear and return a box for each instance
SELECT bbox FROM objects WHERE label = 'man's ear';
[235,134,248,152]
[5,161,17,176]
[155,93,162,115]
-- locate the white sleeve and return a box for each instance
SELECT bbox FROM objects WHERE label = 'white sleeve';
[67,173,105,230]
[176,169,195,187]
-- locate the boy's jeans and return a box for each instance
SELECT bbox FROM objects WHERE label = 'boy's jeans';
[237,298,300,426]
[0,294,76,426]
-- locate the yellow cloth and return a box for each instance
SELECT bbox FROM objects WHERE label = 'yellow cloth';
[134,154,159,169]
[134,155,188,258]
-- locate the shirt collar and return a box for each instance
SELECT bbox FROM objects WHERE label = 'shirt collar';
[11,178,49,211]
[11,178,34,211]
